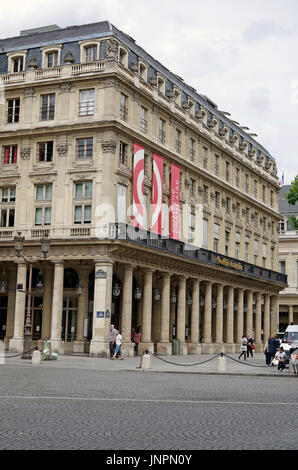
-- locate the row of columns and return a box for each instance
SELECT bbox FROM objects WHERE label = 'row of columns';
[7,258,280,356]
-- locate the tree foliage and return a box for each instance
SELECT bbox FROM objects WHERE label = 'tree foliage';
[285,175,298,229]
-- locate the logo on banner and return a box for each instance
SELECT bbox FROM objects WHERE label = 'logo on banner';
[170,163,180,240]
[133,143,145,228]
[152,154,163,235]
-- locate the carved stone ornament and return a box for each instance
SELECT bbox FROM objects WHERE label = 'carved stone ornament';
[105,38,119,59]
[28,58,37,69]
[57,144,68,156]
[59,83,71,93]
[150,76,157,86]
[101,140,118,153]
[24,88,35,97]
[64,51,74,63]
[20,147,31,159]
[130,62,138,73]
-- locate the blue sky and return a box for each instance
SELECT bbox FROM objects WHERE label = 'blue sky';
[1,0,298,184]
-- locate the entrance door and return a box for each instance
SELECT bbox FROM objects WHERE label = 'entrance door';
[32,296,43,340]
[0,296,7,340]
[62,297,78,342]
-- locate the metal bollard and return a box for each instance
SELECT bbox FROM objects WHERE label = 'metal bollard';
[32,349,41,365]
[140,350,151,370]
[217,353,226,372]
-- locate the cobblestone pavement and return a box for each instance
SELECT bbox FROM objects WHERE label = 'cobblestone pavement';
[0,353,298,450]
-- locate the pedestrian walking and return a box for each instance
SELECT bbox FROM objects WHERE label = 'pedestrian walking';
[112,330,124,360]
[239,335,248,360]
[264,341,272,366]
[247,336,254,358]
[134,326,142,355]
[109,324,117,358]
[268,335,278,365]
[275,347,286,372]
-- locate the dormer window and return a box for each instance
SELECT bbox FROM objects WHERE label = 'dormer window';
[41,46,62,68]
[7,51,27,73]
[188,100,195,116]
[119,46,128,67]
[86,45,97,62]
[157,75,165,94]
[174,88,181,106]
[79,40,100,64]
[46,51,58,68]
[139,62,147,81]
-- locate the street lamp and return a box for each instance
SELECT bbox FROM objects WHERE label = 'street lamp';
[14,232,50,359]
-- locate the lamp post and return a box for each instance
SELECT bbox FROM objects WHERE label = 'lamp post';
[14,232,50,359]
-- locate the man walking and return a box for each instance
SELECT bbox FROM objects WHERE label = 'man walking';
[112,330,124,360]
[109,324,117,358]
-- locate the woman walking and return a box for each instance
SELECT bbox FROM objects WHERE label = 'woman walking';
[134,326,142,355]
[239,335,248,360]
[112,330,124,360]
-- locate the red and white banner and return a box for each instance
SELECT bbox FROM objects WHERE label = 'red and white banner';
[133,143,145,228]
[170,163,180,240]
[152,154,163,235]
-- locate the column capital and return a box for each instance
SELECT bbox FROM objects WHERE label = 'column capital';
[51,259,64,267]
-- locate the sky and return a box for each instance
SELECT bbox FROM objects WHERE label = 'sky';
[1,0,298,184]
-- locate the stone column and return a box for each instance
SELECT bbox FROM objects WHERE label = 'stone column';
[9,261,27,353]
[226,285,235,352]
[41,264,54,342]
[169,285,176,340]
[270,295,279,336]
[215,283,224,350]
[246,290,253,340]
[90,259,113,357]
[202,281,212,353]
[263,294,270,344]
[188,279,201,354]
[289,305,294,325]
[74,267,89,353]
[157,273,172,355]
[139,269,154,354]
[236,288,244,344]
[177,276,187,355]
[50,261,64,354]
[5,265,17,349]
[255,292,262,348]
[121,265,134,357]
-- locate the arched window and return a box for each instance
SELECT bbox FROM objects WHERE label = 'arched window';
[41,45,62,68]
[139,62,147,81]
[7,51,27,73]
[119,46,128,67]
[64,268,79,289]
[157,75,165,94]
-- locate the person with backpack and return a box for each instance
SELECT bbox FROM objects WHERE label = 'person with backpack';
[247,336,254,358]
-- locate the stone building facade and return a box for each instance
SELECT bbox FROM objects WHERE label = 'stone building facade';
[278,185,298,330]
[0,22,286,356]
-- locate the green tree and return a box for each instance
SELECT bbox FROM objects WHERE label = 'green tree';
[285,175,298,229]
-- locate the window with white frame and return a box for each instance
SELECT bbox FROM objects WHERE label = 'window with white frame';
[119,141,128,165]
[203,219,209,249]
[245,236,250,262]
[119,46,128,67]
[120,93,128,121]
[40,94,55,120]
[46,51,59,68]
[278,260,286,274]
[203,147,208,168]
[79,89,95,116]
[157,76,165,94]
[34,184,52,226]
[213,223,220,252]
[225,230,230,256]
[254,240,259,265]
[37,141,53,162]
[140,106,147,133]
[235,232,241,259]
[174,88,181,106]
[117,184,127,223]
[262,243,267,268]
[188,100,195,116]
[190,138,195,161]
[139,62,147,81]
[159,118,166,143]
[76,138,93,159]
[175,129,181,153]
[74,181,92,225]
[12,56,24,73]
[85,45,98,62]
[2,145,18,165]
[7,98,20,123]
[0,186,15,228]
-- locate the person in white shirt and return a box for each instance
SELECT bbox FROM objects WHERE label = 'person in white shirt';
[112,330,124,360]
[239,335,248,360]
[275,347,286,372]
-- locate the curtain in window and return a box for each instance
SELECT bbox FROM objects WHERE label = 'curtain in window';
[36,186,44,200]
[75,183,83,198]
[85,182,92,198]
[35,208,42,225]
[44,207,51,225]
[3,147,10,165]
[74,206,82,224]
[12,146,17,164]
[45,185,52,200]
[84,205,91,223]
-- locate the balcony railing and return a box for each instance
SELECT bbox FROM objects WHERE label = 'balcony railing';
[108,223,287,286]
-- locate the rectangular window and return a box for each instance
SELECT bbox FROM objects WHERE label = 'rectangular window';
[203,185,208,204]
[203,147,208,168]
[225,230,230,256]
[7,98,20,123]
[225,161,230,181]
[175,129,181,153]
[159,118,166,143]
[245,174,249,193]
[235,168,240,187]
[225,197,230,214]
[12,56,23,73]
[119,141,127,165]
[190,138,195,161]
[79,89,95,116]
[140,106,147,133]
[34,207,51,226]
[235,232,241,259]
[245,236,250,262]
[36,184,52,201]
[37,141,53,162]
[2,145,17,165]
[270,190,274,208]
[215,191,220,210]
[75,181,92,199]
[203,219,208,248]
[34,184,52,226]
[85,45,97,62]
[279,260,286,274]
[74,181,92,225]
[254,240,259,265]
[117,184,127,223]
[0,187,16,228]
[120,93,128,121]
[40,94,55,120]
[254,180,258,198]
[74,205,91,224]
[214,223,220,252]
[47,51,58,68]
[214,154,219,175]
[76,138,93,159]
[262,243,267,268]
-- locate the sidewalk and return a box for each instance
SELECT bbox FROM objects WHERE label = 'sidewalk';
[2,352,298,377]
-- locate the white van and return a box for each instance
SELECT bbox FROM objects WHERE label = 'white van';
[280,325,298,361]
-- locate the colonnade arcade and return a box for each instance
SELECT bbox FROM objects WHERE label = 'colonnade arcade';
[1,241,280,356]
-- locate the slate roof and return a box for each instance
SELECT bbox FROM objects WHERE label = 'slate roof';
[279,185,298,215]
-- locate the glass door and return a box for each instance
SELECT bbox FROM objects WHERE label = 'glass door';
[62,297,78,342]
[0,296,7,340]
